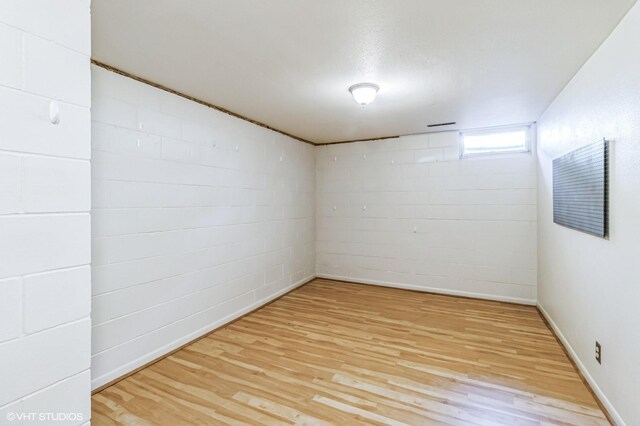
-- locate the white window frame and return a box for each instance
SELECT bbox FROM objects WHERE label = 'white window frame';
[459,124,532,159]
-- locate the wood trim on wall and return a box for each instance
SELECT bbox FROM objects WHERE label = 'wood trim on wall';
[321,135,400,146]
[90,60,455,148]
[91,59,316,146]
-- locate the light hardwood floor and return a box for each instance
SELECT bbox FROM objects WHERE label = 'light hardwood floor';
[92,278,609,425]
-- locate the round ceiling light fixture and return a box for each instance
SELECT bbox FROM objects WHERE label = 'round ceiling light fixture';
[349,83,380,106]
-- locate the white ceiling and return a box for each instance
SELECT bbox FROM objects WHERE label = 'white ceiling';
[92,0,636,144]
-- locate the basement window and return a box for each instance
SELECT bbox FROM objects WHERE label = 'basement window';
[460,125,531,158]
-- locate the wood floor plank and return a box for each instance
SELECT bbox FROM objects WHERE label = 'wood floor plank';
[92,279,610,425]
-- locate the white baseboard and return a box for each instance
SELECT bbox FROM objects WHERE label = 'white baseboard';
[91,275,315,390]
[537,303,624,426]
[316,273,537,305]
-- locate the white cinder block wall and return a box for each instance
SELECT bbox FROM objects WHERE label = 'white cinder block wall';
[316,132,537,303]
[0,1,91,424]
[90,66,315,389]
[537,2,640,424]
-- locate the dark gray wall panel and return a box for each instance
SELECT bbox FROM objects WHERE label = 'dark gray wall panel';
[553,140,608,237]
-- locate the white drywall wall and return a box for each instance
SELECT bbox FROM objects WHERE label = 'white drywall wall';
[537,2,640,424]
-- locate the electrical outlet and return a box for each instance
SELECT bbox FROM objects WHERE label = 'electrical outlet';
[595,341,602,364]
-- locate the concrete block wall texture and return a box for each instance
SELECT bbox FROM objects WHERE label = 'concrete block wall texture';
[90,66,316,389]
[0,1,92,424]
[316,131,538,304]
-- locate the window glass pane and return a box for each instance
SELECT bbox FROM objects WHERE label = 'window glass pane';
[462,128,528,156]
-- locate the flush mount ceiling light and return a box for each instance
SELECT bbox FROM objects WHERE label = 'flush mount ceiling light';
[348,83,380,106]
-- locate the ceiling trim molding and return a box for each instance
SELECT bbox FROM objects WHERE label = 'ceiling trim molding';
[321,135,400,146]
[91,59,317,146]
[90,60,464,147]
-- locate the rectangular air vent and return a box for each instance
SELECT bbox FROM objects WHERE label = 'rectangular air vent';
[553,140,609,238]
[427,121,456,127]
